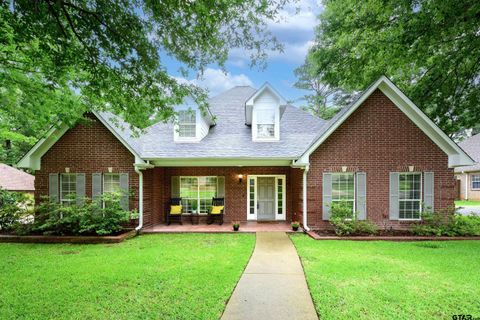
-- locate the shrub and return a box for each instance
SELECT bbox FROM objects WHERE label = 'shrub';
[0,188,32,231]
[411,209,480,237]
[330,202,377,236]
[19,193,132,236]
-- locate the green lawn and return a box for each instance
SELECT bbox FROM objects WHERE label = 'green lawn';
[291,235,480,320]
[456,200,480,206]
[0,234,255,320]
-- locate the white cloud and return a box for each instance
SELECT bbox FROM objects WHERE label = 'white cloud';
[227,0,322,65]
[175,68,254,96]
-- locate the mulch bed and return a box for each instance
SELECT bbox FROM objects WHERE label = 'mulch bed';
[0,229,137,244]
[308,230,480,241]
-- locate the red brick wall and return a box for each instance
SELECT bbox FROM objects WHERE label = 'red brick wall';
[305,89,455,230]
[35,114,139,212]
[146,167,299,225]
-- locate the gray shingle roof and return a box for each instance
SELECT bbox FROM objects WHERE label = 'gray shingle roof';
[0,164,34,191]
[100,86,326,159]
[454,133,480,172]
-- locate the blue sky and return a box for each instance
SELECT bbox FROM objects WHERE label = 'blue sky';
[162,0,322,105]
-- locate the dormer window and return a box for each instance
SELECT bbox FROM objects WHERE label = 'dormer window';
[173,104,215,143]
[245,83,286,142]
[256,109,276,139]
[178,110,196,138]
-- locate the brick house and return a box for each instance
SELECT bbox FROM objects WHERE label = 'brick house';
[17,76,474,231]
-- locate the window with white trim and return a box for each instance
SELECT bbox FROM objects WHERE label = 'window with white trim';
[177,110,196,138]
[256,109,275,139]
[60,173,76,205]
[471,175,480,189]
[331,173,355,212]
[249,178,255,215]
[180,176,217,214]
[103,173,121,194]
[399,173,422,220]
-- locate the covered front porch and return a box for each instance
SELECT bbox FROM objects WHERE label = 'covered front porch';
[142,221,300,233]
[142,166,305,227]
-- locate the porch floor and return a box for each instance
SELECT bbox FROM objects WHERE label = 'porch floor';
[142,221,299,233]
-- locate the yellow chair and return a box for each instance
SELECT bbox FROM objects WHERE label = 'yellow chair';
[166,198,183,225]
[207,198,225,225]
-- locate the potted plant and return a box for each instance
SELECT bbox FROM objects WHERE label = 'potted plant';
[232,221,240,231]
[191,202,199,225]
[291,221,300,232]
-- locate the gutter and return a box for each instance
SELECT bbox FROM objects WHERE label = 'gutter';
[302,165,310,232]
[134,162,154,233]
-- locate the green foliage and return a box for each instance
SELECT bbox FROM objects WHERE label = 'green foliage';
[19,193,131,236]
[412,209,480,236]
[0,188,32,231]
[291,221,300,228]
[294,60,349,120]
[329,202,377,236]
[303,0,480,136]
[0,0,291,164]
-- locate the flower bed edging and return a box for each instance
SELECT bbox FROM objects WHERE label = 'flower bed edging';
[306,231,480,241]
[0,229,137,244]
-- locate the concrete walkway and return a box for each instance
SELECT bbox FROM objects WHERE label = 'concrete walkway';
[221,232,318,320]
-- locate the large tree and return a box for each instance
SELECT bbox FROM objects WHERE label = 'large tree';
[303,0,480,137]
[0,0,290,164]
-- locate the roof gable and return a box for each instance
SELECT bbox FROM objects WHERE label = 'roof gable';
[297,76,474,168]
[17,112,145,170]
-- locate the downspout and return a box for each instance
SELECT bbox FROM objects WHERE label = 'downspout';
[302,166,310,232]
[465,172,469,200]
[135,166,144,233]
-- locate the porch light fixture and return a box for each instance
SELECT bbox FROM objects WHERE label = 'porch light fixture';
[65,167,70,173]
[108,167,113,173]
[409,166,415,172]
[238,174,244,183]
[341,166,347,172]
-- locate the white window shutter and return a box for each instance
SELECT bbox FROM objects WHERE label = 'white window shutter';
[389,172,399,220]
[119,173,129,210]
[49,173,59,203]
[322,173,332,220]
[356,172,367,220]
[423,172,434,212]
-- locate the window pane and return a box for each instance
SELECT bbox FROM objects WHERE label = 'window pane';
[104,173,120,193]
[60,174,77,205]
[178,110,196,138]
[180,177,217,214]
[399,173,421,219]
[257,124,275,138]
[472,175,480,189]
[277,178,283,214]
[249,178,255,214]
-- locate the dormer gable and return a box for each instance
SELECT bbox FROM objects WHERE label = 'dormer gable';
[174,98,214,143]
[245,83,287,142]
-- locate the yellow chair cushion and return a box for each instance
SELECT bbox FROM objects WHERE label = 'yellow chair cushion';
[210,206,224,214]
[170,205,182,215]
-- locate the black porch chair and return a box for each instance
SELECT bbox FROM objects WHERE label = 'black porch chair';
[207,197,225,225]
[166,198,183,225]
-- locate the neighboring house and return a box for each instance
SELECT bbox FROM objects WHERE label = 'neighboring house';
[455,133,480,200]
[17,76,473,230]
[0,163,35,194]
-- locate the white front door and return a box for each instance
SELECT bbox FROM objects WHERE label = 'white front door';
[247,175,286,221]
